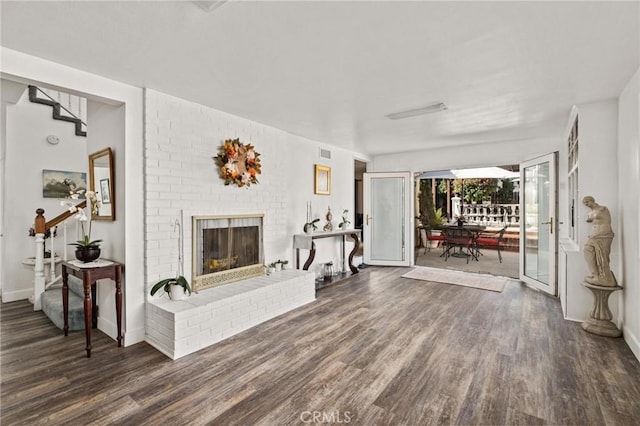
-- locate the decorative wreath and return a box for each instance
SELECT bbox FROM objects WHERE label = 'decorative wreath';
[214,138,262,187]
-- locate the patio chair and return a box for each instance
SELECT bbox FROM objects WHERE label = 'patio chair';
[475,226,507,263]
[419,226,445,254]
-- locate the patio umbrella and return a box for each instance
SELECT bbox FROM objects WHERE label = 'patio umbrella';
[419,167,519,180]
[419,167,519,219]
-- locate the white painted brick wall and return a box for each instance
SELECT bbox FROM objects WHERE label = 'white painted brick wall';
[144,89,296,290]
[143,89,358,355]
[146,270,315,359]
[143,89,356,293]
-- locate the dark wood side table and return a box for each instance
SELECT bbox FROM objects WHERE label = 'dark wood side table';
[61,260,123,358]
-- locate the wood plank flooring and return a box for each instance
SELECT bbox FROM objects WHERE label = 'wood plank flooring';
[2,266,640,425]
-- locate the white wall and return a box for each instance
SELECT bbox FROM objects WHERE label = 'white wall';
[0,79,28,299]
[1,47,145,346]
[144,89,357,295]
[618,68,640,359]
[87,100,127,340]
[2,88,88,301]
[569,100,620,322]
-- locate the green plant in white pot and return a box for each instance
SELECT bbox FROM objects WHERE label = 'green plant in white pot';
[303,218,320,234]
[150,276,191,301]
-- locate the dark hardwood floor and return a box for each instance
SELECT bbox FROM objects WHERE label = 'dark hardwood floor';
[2,267,640,425]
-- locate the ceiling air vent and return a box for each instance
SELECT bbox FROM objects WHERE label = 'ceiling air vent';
[386,102,448,120]
[320,149,331,160]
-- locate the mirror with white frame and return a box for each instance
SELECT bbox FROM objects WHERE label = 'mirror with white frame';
[88,147,115,221]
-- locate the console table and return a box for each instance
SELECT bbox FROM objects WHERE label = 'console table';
[61,260,123,358]
[293,229,362,276]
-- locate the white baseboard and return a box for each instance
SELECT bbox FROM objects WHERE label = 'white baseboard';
[623,325,640,362]
[97,318,145,347]
[563,315,584,323]
[1,288,33,303]
[97,317,118,340]
[125,326,145,347]
[98,317,145,347]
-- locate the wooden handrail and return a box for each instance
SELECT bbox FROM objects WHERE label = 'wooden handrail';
[34,200,87,233]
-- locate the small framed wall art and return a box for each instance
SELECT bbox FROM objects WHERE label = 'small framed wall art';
[100,179,111,204]
[314,164,331,195]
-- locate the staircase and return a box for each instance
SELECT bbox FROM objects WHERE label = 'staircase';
[31,203,91,330]
[27,85,87,137]
[41,276,89,331]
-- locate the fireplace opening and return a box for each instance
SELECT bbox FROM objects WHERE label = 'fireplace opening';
[193,215,264,291]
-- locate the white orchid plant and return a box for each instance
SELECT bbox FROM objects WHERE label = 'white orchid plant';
[338,209,351,229]
[62,190,102,248]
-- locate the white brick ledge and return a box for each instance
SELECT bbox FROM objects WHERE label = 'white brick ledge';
[145,269,315,359]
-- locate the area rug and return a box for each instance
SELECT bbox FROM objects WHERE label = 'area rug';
[401,266,507,293]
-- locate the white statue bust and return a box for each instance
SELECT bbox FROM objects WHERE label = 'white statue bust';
[582,196,617,286]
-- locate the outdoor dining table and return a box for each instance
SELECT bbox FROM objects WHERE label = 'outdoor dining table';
[441,223,486,259]
[441,223,487,233]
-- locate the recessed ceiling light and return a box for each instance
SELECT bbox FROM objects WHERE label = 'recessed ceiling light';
[386,102,448,120]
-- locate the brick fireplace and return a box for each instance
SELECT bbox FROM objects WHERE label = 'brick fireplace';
[191,214,265,291]
[145,211,316,359]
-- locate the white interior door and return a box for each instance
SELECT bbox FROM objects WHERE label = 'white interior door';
[363,172,413,266]
[519,153,558,295]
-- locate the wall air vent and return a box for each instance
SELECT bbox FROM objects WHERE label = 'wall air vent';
[386,102,448,120]
[320,149,331,160]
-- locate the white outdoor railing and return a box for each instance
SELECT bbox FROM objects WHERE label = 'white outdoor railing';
[459,203,520,226]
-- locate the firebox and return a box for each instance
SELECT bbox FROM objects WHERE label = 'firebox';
[192,215,264,291]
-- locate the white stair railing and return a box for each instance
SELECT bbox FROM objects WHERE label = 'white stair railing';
[31,201,86,311]
[41,220,73,289]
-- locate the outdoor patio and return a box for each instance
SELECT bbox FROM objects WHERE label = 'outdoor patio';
[415,243,519,279]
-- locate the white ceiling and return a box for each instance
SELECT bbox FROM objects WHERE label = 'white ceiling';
[1,1,638,156]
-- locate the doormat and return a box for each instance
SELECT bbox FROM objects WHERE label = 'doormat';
[401,266,507,293]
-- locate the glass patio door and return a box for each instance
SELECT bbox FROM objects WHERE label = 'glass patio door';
[363,172,413,266]
[519,153,558,295]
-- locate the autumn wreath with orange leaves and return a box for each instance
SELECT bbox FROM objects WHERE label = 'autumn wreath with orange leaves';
[214,138,262,187]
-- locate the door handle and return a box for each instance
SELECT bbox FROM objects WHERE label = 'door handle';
[366,214,372,225]
[541,217,553,234]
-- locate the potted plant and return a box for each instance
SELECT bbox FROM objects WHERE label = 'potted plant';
[63,193,103,262]
[150,275,192,301]
[338,209,351,229]
[266,263,276,275]
[304,218,320,234]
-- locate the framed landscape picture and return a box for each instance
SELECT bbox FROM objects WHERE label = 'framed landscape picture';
[42,170,87,199]
[314,164,331,195]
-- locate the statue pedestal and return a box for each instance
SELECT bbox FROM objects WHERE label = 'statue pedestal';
[581,282,623,337]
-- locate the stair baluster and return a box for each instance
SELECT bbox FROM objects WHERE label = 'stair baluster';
[33,209,46,311]
[32,201,86,310]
